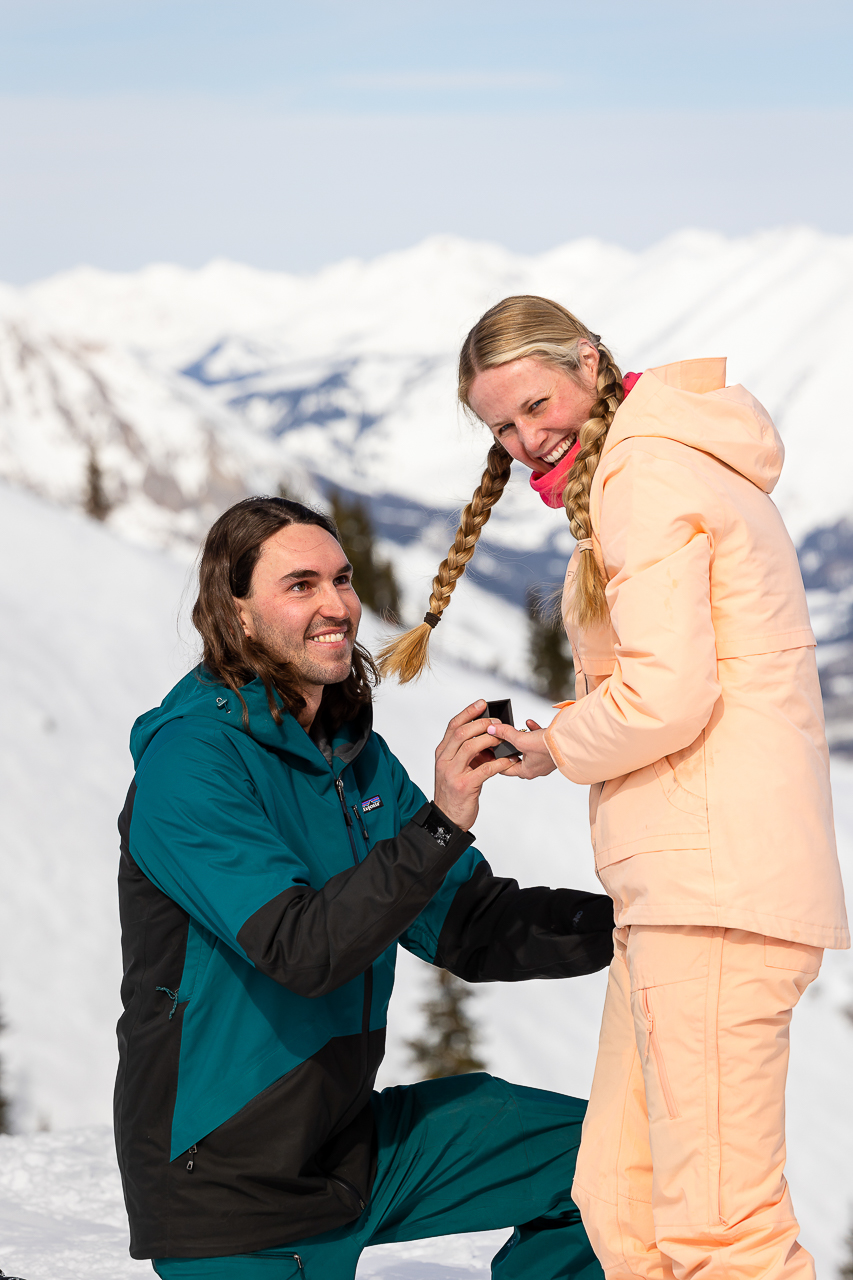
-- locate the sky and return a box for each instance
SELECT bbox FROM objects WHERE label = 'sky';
[1,0,852,282]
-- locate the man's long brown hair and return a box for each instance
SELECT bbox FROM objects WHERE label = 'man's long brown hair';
[192,496,379,731]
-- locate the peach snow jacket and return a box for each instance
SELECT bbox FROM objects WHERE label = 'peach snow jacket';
[545,358,849,950]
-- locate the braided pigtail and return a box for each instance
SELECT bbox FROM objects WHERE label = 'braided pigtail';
[377,441,513,682]
[562,343,624,627]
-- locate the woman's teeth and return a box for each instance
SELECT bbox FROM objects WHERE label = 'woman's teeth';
[311,632,346,644]
[543,437,575,466]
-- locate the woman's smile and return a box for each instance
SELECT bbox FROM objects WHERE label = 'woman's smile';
[541,433,578,467]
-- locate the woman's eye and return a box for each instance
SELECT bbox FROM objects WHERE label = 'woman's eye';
[497,423,514,436]
[530,398,547,411]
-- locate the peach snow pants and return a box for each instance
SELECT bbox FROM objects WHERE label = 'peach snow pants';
[572,925,822,1279]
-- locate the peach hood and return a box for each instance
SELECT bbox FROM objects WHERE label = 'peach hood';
[605,358,784,495]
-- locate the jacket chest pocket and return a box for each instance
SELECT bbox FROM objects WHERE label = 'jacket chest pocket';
[592,731,710,868]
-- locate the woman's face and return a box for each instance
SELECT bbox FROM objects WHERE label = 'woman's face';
[467,348,599,474]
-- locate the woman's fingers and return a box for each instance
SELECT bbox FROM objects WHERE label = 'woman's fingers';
[487,724,557,779]
[485,722,528,752]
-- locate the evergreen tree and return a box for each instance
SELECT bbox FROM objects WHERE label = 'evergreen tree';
[84,446,112,522]
[328,490,401,624]
[840,1225,853,1280]
[406,968,486,1079]
[0,1008,11,1135]
[526,588,575,701]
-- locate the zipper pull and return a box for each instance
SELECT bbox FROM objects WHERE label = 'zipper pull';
[352,804,370,843]
[335,777,353,825]
[186,1143,197,1172]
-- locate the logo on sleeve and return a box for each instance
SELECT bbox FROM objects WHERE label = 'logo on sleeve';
[361,795,383,814]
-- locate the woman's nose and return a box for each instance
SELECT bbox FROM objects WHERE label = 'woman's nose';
[516,420,550,456]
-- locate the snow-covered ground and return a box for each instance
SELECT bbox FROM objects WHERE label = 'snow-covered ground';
[0,1126,510,1279]
[0,480,851,1277]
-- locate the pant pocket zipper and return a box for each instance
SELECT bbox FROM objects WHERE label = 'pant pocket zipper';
[641,988,679,1119]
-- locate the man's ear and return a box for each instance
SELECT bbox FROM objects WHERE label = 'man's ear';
[232,597,254,640]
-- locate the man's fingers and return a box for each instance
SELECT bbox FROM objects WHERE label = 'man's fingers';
[436,716,500,762]
[452,729,506,768]
[445,699,488,733]
[466,754,516,784]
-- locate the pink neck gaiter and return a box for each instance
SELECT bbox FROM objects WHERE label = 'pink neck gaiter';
[529,371,642,508]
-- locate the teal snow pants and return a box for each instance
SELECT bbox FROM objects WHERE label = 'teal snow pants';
[152,1073,602,1280]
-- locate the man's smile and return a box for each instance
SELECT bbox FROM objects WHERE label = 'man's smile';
[307,627,349,646]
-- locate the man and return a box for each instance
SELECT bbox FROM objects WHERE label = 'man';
[116,496,613,1279]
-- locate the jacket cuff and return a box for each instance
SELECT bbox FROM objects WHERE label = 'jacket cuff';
[410,802,474,853]
[568,893,615,935]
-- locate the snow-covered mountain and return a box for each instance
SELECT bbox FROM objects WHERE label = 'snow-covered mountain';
[1,480,852,1279]
[3,228,853,723]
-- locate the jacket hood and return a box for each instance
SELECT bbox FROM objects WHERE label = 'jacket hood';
[130,665,372,774]
[604,358,784,494]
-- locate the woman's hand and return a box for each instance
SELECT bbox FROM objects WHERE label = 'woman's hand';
[433,700,516,831]
[487,719,558,779]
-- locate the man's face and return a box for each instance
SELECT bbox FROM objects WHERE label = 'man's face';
[233,524,362,693]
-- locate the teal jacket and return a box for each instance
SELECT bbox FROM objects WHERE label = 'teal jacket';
[115,667,614,1259]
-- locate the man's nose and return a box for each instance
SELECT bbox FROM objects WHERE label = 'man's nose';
[317,585,351,616]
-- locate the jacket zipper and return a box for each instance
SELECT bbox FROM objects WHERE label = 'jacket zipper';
[335,776,360,867]
[352,803,370,845]
[335,772,373,1079]
[640,988,679,1119]
[186,1143,197,1172]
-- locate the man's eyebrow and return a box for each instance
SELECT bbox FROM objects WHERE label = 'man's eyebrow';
[279,563,353,583]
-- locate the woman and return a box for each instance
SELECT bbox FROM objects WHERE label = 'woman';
[379,295,849,1279]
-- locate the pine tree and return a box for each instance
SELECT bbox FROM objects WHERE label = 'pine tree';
[840,1225,853,1280]
[406,968,486,1079]
[0,1007,11,1135]
[328,490,401,624]
[84,446,112,521]
[526,588,575,701]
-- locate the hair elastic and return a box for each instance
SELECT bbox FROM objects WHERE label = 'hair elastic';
[423,612,441,629]
[576,539,594,553]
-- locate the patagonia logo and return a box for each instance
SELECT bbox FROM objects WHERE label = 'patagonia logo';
[361,795,383,814]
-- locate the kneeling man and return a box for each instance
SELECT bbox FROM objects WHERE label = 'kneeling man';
[116,496,612,1279]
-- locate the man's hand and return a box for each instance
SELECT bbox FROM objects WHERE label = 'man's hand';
[433,700,516,831]
[486,719,558,779]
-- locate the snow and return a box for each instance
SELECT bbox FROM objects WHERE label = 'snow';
[5,228,853,705]
[3,228,853,550]
[0,479,851,1277]
[0,1122,509,1278]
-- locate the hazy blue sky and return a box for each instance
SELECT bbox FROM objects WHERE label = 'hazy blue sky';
[1,0,851,281]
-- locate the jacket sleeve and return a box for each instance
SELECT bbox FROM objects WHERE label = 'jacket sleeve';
[129,724,474,999]
[546,445,722,785]
[432,861,614,981]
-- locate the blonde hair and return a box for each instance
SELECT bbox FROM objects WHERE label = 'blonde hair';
[378,295,623,682]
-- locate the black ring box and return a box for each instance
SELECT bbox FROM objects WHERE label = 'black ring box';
[485,699,521,759]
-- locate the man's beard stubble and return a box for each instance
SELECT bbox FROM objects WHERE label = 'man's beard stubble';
[250,615,355,689]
